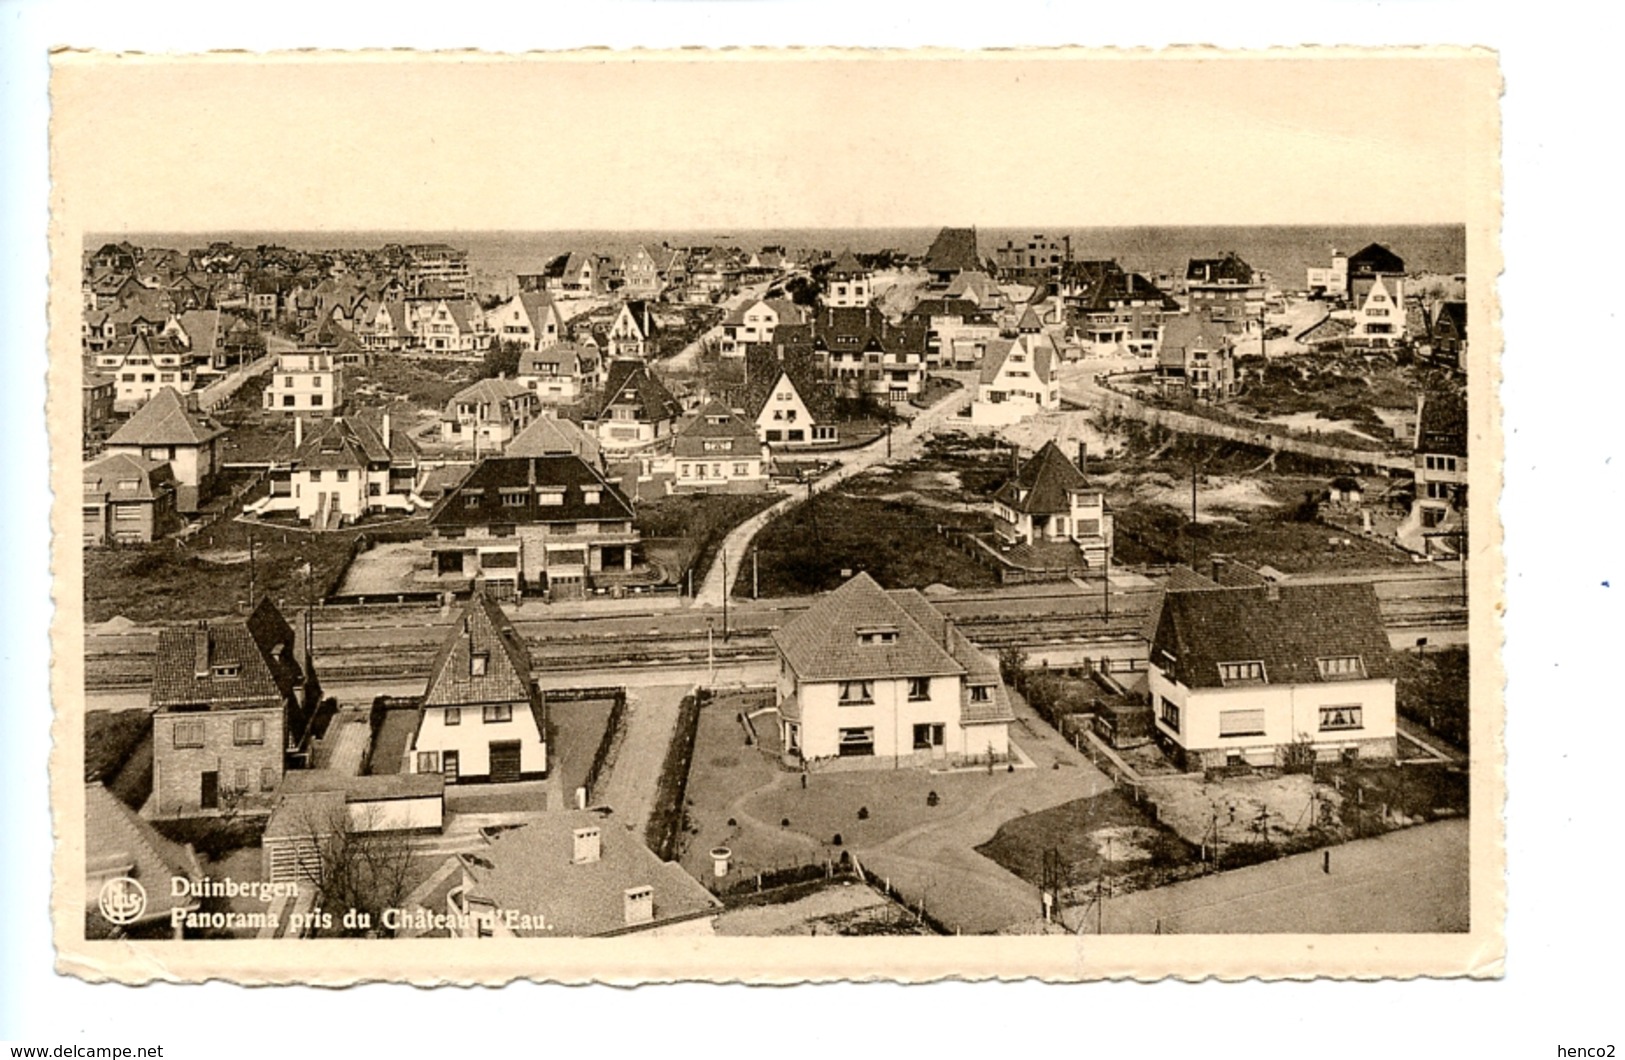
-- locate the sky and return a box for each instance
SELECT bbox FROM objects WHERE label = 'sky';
[52,50,1496,232]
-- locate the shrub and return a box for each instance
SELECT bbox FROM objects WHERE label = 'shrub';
[926,791,939,807]
[1279,733,1318,774]
[832,833,843,846]
[857,806,869,821]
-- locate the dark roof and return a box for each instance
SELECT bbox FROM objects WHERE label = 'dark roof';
[992,441,1094,516]
[1151,583,1395,690]
[1158,313,1232,369]
[1433,300,1467,339]
[740,345,834,422]
[774,572,965,683]
[593,361,682,423]
[85,783,203,935]
[83,452,175,502]
[422,593,540,713]
[275,414,420,471]
[150,598,307,712]
[1416,389,1468,457]
[1348,242,1406,276]
[106,387,226,448]
[828,249,866,277]
[1076,270,1180,312]
[906,297,992,324]
[673,400,761,458]
[1185,254,1255,284]
[923,227,981,275]
[427,454,634,528]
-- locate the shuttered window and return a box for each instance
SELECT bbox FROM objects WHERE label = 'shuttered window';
[1218,709,1267,738]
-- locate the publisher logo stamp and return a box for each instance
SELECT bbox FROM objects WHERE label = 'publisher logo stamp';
[98,876,147,925]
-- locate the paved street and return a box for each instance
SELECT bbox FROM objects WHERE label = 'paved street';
[1071,817,1470,934]
[594,682,694,836]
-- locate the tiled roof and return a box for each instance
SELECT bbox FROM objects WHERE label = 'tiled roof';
[773,572,965,683]
[1077,270,1180,312]
[1151,583,1396,690]
[992,440,1093,516]
[1158,313,1232,369]
[1185,254,1255,284]
[150,598,306,711]
[421,593,541,720]
[673,400,761,458]
[593,361,682,423]
[828,249,866,277]
[923,227,981,275]
[442,377,533,421]
[1017,305,1043,331]
[275,415,420,471]
[84,782,203,935]
[1434,300,1467,339]
[518,340,587,378]
[427,454,634,528]
[740,346,834,422]
[506,414,601,462]
[106,387,226,447]
[1348,242,1406,276]
[1416,389,1468,457]
[407,810,719,937]
[886,589,1014,726]
[83,452,174,502]
[979,334,1054,387]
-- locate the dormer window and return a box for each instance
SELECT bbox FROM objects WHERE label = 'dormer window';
[211,664,240,679]
[1317,656,1366,680]
[969,684,992,703]
[1218,660,1267,685]
[857,627,898,645]
[470,652,489,677]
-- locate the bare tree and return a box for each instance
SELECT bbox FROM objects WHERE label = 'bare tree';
[294,800,419,938]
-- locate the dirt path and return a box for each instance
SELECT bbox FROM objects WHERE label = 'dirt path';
[594,683,694,837]
[690,383,974,608]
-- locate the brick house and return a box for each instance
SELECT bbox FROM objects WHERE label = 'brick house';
[82,452,180,546]
[102,385,226,514]
[149,599,320,818]
[1147,582,1398,772]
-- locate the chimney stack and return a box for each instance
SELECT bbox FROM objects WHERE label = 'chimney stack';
[572,826,602,864]
[1266,580,1281,602]
[193,621,211,678]
[1077,441,1087,474]
[943,616,955,652]
[294,415,303,449]
[623,886,653,927]
[382,412,391,449]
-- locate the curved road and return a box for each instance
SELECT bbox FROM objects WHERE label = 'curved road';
[690,383,975,609]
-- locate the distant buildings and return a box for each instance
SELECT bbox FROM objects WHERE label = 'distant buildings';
[922,226,983,284]
[1147,581,1398,771]
[1348,274,1405,349]
[517,342,596,407]
[993,234,1065,288]
[719,297,808,357]
[772,572,1014,768]
[485,292,563,352]
[1185,253,1265,329]
[1060,261,1179,358]
[1412,389,1468,533]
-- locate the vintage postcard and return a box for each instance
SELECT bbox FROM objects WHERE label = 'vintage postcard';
[49,47,1503,983]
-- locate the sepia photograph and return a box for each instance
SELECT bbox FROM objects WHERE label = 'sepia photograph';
[46,47,1502,984]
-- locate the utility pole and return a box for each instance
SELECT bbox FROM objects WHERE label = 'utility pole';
[1102,541,1110,621]
[721,547,730,641]
[752,546,759,600]
[247,529,257,607]
[1189,453,1199,571]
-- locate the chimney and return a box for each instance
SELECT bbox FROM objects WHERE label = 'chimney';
[1211,555,1227,583]
[1126,273,1134,294]
[193,620,211,678]
[943,616,955,652]
[382,412,391,449]
[1265,577,1281,602]
[1077,441,1087,474]
[623,886,654,927]
[572,826,602,864]
[294,415,303,449]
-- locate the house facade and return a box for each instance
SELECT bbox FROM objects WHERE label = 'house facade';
[719,297,807,357]
[82,452,180,546]
[102,386,226,514]
[773,573,1014,769]
[517,342,594,406]
[1184,254,1265,328]
[823,250,872,308]
[406,594,548,784]
[1411,389,1468,537]
[587,360,683,449]
[440,378,538,452]
[669,400,770,493]
[486,292,562,352]
[252,414,423,526]
[1156,313,1236,400]
[1147,582,1398,772]
[426,455,640,601]
[970,333,1059,426]
[1349,274,1405,349]
[742,350,838,446]
[991,441,1114,568]
[263,349,344,417]
[149,599,319,817]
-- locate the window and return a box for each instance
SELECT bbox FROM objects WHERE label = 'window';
[1218,709,1267,738]
[1159,697,1180,732]
[583,489,600,505]
[482,704,513,723]
[734,463,749,477]
[907,676,930,701]
[335,468,347,481]
[838,680,874,705]
[470,652,489,677]
[310,394,324,407]
[1317,656,1366,680]
[235,766,249,792]
[444,707,461,726]
[1319,705,1364,732]
[417,751,441,773]
[857,627,898,645]
[537,490,564,506]
[309,470,322,483]
[1218,660,1267,685]
[969,684,991,703]
[913,723,945,749]
[259,766,275,792]
[233,717,265,745]
[838,727,875,756]
[173,720,205,749]
[502,491,527,507]
[283,394,295,407]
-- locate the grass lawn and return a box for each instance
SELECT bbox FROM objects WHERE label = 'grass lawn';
[348,356,479,410]
[85,710,150,783]
[546,697,617,804]
[1325,763,1469,833]
[634,492,781,588]
[744,765,1016,851]
[748,492,999,597]
[975,789,1194,895]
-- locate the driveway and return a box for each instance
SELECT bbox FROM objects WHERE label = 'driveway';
[594,682,695,837]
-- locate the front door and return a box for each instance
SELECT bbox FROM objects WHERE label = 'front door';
[200,770,219,810]
[489,741,522,783]
[442,751,460,785]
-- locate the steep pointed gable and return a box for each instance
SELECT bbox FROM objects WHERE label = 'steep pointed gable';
[993,440,1092,516]
[107,387,225,447]
[422,593,536,707]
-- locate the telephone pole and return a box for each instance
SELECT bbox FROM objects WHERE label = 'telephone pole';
[721,547,730,641]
